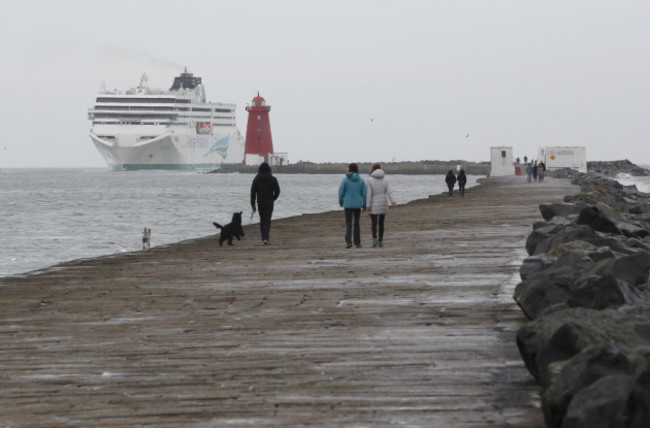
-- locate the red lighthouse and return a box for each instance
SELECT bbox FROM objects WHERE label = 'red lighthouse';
[244,92,274,165]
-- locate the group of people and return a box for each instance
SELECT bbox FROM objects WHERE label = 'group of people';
[249,161,398,249]
[338,163,396,248]
[525,161,546,183]
[444,169,468,198]
[255,162,487,248]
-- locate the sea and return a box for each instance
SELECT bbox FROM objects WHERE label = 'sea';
[0,169,485,278]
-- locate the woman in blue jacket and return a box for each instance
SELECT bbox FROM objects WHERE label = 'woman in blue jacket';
[338,163,367,248]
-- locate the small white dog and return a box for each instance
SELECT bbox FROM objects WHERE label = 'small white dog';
[142,228,151,251]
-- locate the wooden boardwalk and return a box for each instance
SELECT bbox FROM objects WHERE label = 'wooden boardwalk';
[0,176,577,427]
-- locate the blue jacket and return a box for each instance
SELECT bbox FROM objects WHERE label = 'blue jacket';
[338,172,367,209]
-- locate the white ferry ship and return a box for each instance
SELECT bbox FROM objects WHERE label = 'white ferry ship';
[88,70,245,170]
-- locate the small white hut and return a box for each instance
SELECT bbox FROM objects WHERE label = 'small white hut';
[490,146,514,176]
[537,146,587,173]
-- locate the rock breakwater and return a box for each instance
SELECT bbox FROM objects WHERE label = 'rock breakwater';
[587,159,650,177]
[514,162,650,427]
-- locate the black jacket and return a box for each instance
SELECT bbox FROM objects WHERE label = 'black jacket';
[251,170,280,207]
[445,171,457,186]
[457,171,467,186]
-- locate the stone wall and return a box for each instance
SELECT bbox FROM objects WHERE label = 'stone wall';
[514,161,650,427]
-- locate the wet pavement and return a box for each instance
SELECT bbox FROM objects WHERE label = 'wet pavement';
[0,176,578,427]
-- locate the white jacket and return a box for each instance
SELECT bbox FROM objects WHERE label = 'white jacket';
[366,169,395,214]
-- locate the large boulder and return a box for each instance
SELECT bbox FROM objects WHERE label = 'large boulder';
[539,202,587,221]
[514,251,650,319]
[516,306,650,386]
[576,205,622,235]
[520,253,557,280]
[543,344,644,428]
[526,223,649,257]
[517,317,650,427]
[626,364,650,428]
[560,373,636,428]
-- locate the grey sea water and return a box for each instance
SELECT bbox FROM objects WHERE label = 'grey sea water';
[0,169,484,277]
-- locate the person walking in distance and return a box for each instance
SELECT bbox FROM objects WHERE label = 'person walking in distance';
[338,163,367,248]
[250,162,280,245]
[526,163,533,183]
[366,163,396,247]
[457,169,467,198]
[538,161,546,182]
[445,170,457,197]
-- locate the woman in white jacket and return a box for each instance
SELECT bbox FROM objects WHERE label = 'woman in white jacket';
[366,163,396,247]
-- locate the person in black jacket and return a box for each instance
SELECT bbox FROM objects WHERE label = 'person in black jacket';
[457,169,467,198]
[445,170,457,197]
[250,162,280,245]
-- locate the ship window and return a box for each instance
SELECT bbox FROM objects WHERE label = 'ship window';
[92,112,176,120]
[94,105,177,111]
[501,150,506,158]
[96,97,177,104]
[257,125,262,130]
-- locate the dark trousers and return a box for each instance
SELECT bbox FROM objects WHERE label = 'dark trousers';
[459,184,465,197]
[344,208,361,246]
[370,214,385,241]
[447,184,454,196]
[258,202,273,242]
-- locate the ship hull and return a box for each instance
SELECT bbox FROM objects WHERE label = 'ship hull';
[90,129,244,171]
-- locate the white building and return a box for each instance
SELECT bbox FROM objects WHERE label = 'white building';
[244,153,265,166]
[268,152,289,167]
[537,146,587,173]
[245,152,290,167]
[489,146,514,176]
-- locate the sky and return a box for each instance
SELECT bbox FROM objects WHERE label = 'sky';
[1,0,649,168]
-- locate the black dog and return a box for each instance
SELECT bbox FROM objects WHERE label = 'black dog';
[213,212,244,246]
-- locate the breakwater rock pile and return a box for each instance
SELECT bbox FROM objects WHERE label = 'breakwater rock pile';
[212,160,490,175]
[587,159,650,177]
[514,163,650,427]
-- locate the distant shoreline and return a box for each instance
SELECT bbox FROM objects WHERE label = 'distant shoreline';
[212,160,491,175]
[212,159,650,177]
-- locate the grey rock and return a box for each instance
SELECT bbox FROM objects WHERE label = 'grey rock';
[516,306,650,385]
[561,374,634,428]
[514,251,650,319]
[577,205,622,235]
[627,364,650,428]
[520,254,557,280]
[539,202,586,221]
[529,224,649,257]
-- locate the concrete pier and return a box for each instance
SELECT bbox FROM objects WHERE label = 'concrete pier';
[0,176,578,427]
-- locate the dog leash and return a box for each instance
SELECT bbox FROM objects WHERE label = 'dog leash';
[250,208,256,221]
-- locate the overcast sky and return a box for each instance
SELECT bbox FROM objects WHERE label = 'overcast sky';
[1,0,649,168]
